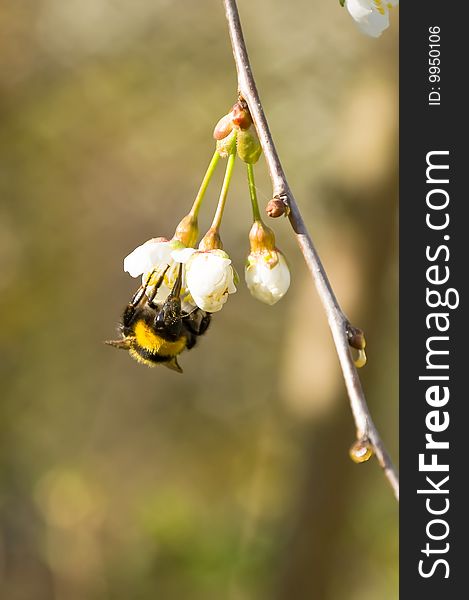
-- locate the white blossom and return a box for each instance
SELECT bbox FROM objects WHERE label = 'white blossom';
[245,250,290,306]
[345,0,398,38]
[123,237,187,302]
[172,248,237,313]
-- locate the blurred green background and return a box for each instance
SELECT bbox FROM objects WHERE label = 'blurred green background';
[0,1,398,598]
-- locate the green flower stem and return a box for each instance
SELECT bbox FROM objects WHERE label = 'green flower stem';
[246,163,261,222]
[190,150,221,218]
[211,150,236,231]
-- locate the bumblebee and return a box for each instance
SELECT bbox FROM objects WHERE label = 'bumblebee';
[106,264,210,373]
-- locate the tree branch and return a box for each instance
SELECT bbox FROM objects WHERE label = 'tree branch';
[222,0,399,501]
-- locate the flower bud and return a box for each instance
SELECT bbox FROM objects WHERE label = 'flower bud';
[173,213,199,248]
[349,439,373,464]
[231,101,252,130]
[236,127,262,164]
[248,220,276,256]
[266,198,288,218]
[213,113,234,141]
[348,326,366,350]
[344,0,398,38]
[245,220,290,305]
[347,326,367,368]
[245,250,290,305]
[216,129,237,158]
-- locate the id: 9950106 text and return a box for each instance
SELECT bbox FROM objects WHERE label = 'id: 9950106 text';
[428,26,441,106]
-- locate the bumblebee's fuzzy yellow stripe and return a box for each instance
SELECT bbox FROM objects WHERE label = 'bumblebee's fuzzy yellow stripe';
[129,347,159,367]
[134,321,186,355]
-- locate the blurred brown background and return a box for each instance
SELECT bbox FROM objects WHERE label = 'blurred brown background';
[0,1,398,599]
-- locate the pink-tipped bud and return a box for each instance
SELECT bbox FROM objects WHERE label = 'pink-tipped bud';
[231,101,252,130]
[213,113,234,141]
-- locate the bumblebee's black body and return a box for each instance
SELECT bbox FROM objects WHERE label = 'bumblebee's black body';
[107,266,210,372]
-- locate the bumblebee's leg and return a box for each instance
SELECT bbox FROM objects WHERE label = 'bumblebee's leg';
[168,263,183,299]
[147,265,171,307]
[185,331,197,350]
[154,265,183,337]
[105,338,131,350]
[182,312,211,351]
[183,312,211,336]
[130,270,155,306]
[122,273,153,328]
[197,313,211,335]
[122,302,140,328]
[123,267,169,328]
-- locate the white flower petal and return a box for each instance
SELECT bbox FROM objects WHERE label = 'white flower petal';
[346,0,393,38]
[346,0,373,21]
[183,250,236,312]
[245,252,290,305]
[227,277,237,294]
[171,247,197,264]
[357,8,389,37]
[124,238,174,278]
[191,291,228,313]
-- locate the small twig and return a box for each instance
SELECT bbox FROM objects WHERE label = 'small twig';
[222,0,399,500]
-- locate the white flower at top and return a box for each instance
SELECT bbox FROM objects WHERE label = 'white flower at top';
[171,247,237,313]
[245,250,290,306]
[123,237,186,302]
[345,0,398,38]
